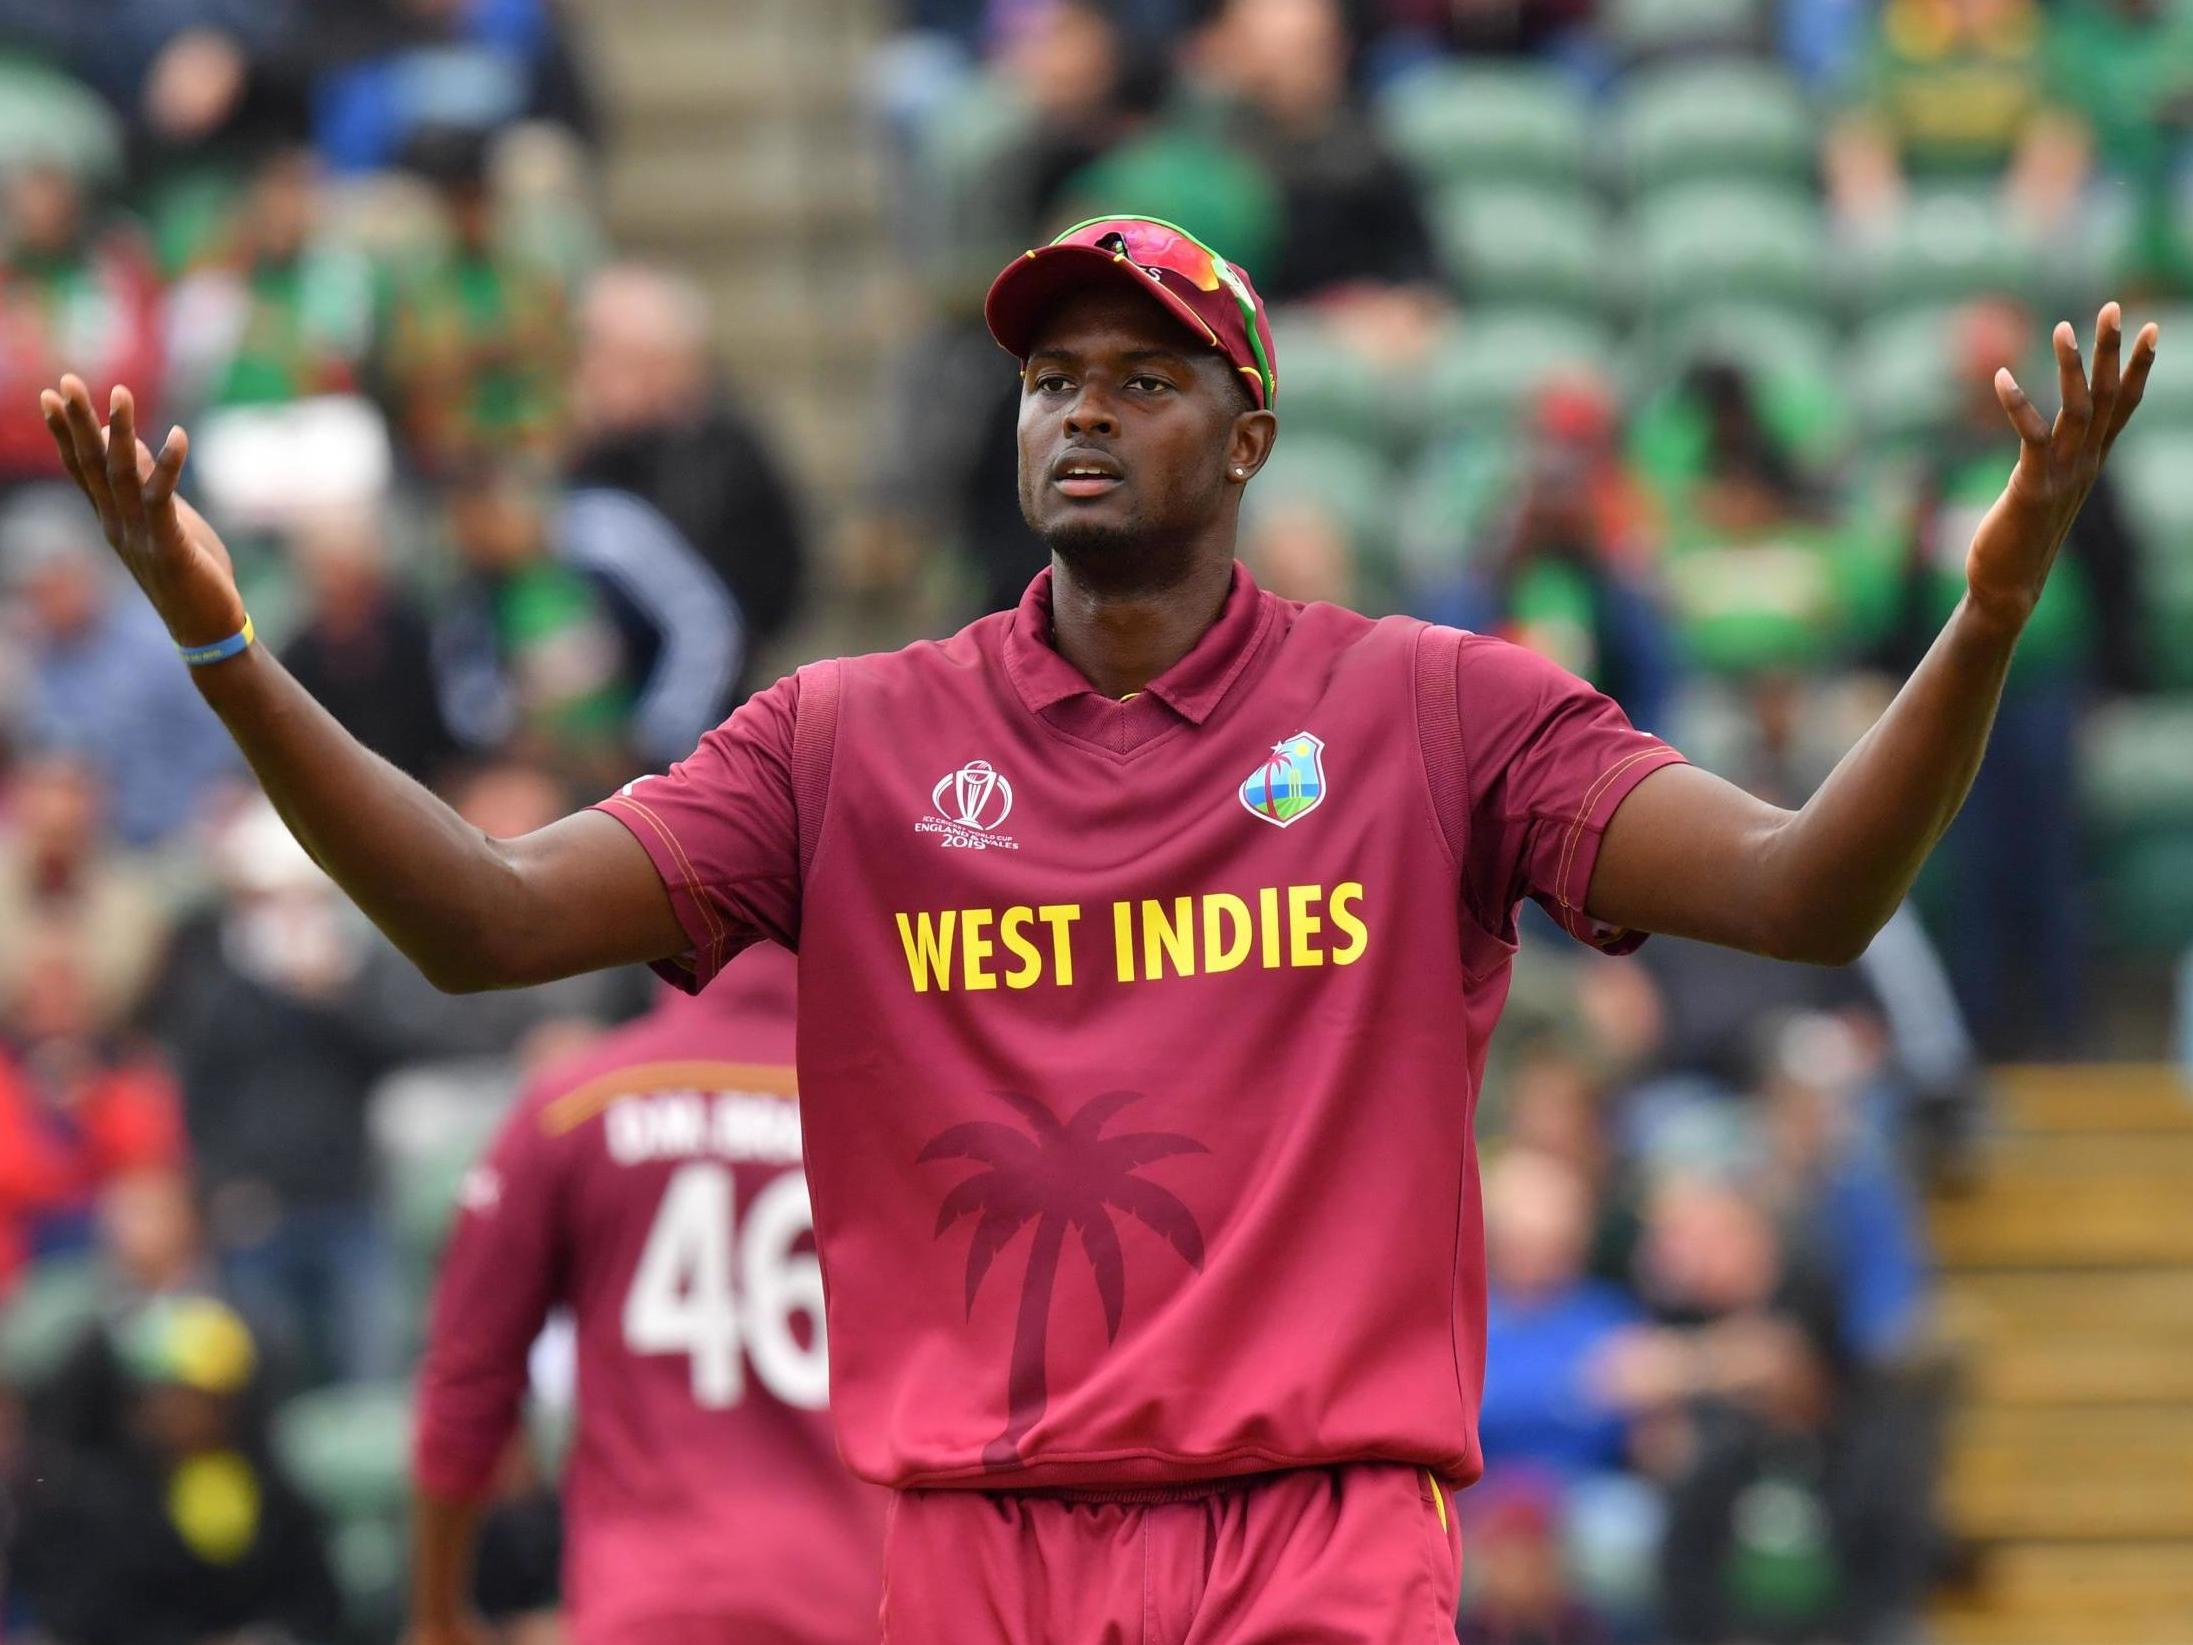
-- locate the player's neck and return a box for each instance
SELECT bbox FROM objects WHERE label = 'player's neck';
[1048,550,1234,701]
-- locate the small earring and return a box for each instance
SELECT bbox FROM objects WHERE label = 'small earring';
[1233,466,1246,478]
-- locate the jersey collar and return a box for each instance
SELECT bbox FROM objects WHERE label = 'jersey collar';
[1002,560,1276,731]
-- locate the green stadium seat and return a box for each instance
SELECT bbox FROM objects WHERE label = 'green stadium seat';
[1633,184,1827,318]
[0,54,122,182]
[390,1128,485,1277]
[1398,435,1519,582]
[2091,832,2193,954]
[0,1255,101,1389]
[2120,306,2193,431]
[1375,63,1592,190]
[1430,185,1611,314]
[1846,304,1967,448]
[325,1512,406,1640]
[273,1380,414,1522]
[2107,435,2193,689]
[2082,700,2193,835]
[1636,302,1840,391]
[1246,433,1399,566]
[1614,62,1817,193]
[1602,0,1770,60]
[1264,315,1391,451]
[1419,308,1619,437]
[1841,189,2045,320]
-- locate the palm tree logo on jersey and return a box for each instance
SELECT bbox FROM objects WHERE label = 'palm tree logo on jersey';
[1239,731,1326,827]
[919,1090,1207,1470]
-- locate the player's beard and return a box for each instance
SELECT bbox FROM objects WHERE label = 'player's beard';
[1029,495,1211,599]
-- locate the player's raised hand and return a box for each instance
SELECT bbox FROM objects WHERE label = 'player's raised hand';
[1965,302,2159,636]
[37,374,246,650]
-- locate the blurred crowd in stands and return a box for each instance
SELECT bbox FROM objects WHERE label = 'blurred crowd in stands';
[0,0,2184,1641]
[0,3,810,1641]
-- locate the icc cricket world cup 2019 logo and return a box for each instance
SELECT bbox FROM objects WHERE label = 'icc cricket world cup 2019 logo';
[918,759,1020,850]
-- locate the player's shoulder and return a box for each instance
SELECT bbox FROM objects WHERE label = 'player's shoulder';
[1269,595,1437,674]
[828,607,1015,695]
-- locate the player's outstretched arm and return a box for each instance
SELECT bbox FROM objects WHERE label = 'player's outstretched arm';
[1588,304,2157,965]
[37,375,687,990]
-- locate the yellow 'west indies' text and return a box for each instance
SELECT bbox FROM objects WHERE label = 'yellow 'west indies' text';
[894,884,1367,992]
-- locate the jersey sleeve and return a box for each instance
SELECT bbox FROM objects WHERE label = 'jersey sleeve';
[1453,633,1687,954]
[591,671,803,993]
[412,1096,565,1502]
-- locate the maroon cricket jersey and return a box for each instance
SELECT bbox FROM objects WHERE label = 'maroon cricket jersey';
[593,565,1684,1492]
[412,947,884,1644]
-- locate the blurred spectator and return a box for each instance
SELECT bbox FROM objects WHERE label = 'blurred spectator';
[0,157,165,493]
[1755,1016,1931,1371]
[1754,1015,1946,1641]
[1193,0,1439,304]
[1499,1034,1652,1282]
[1882,296,2146,1056]
[1603,1174,1844,1645]
[435,455,746,776]
[163,144,375,414]
[1826,0,2092,233]
[1456,1473,1613,1645]
[1633,905,1983,1181]
[2050,0,2193,295]
[3,2,307,155]
[907,0,1219,301]
[381,123,570,475]
[10,1293,342,1645]
[0,928,186,1297]
[279,504,461,782]
[307,0,599,175]
[25,1170,256,1461]
[1422,378,1676,731]
[1240,493,1361,607]
[0,751,171,1037]
[0,485,241,848]
[567,261,810,681]
[147,799,409,1387]
[1642,360,1887,680]
[1480,1148,1644,1480]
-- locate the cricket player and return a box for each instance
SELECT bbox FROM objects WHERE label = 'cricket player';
[39,214,2155,1640]
[406,943,882,1645]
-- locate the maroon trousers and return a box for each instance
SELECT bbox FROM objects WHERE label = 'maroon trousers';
[881,1463,1463,1644]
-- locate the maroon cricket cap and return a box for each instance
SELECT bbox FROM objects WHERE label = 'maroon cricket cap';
[983,215,1278,409]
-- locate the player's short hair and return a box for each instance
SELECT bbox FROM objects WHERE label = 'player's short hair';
[1218,363,1257,420]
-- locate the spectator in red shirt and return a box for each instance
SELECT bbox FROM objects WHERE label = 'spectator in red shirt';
[0,926,186,1295]
[0,160,163,494]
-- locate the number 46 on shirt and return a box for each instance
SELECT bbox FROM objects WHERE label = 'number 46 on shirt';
[622,1163,830,1411]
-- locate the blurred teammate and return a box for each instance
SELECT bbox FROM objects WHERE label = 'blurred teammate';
[39,215,2155,1639]
[407,944,881,1645]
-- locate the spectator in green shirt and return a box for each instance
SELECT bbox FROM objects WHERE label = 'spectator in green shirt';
[2048,0,2193,294]
[380,124,569,477]
[1644,360,1892,682]
[1826,0,2092,234]
[163,145,375,415]
[0,159,166,494]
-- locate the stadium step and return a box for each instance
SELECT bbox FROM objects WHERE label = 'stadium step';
[1929,1065,2193,1637]
[561,0,894,506]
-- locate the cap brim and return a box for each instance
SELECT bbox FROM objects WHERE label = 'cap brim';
[984,242,1221,362]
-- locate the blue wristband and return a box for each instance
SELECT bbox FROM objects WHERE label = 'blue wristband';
[178,615,255,668]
